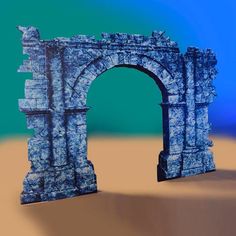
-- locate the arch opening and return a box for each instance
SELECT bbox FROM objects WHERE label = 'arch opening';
[87,65,164,136]
[86,65,164,190]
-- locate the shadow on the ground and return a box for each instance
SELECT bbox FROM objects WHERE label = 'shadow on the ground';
[164,169,236,194]
[170,169,236,182]
[21,191,236,236]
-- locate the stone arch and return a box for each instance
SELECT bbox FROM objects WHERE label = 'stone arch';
[66,51,186,182]
[18,26,217,204]
[69,52,181,108]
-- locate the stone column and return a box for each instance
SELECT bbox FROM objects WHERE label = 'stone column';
[195,103,215,172]
[158,102,185,181]
[66,107,90,168]
[181,48,203,176]
[184,48,197,148]
[195,103,211,148]
[194,49,217,172]
[66,107,97,194]
[46,46,68,167]
[37,45,79,202]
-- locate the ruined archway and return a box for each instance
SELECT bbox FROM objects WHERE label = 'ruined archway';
[18,26,217,204]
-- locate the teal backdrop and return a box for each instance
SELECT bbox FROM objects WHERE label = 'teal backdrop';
[0,0,235,138]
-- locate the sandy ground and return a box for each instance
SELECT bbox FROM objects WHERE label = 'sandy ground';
[0,136,236,236]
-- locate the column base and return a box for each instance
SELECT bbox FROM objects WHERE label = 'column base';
[157,149,216,181]
[21,161,97,204]
[157,165,181,181]
[181,167,215,177]
[181,148,215,177]
[157,151,182,181]
[21,188,79,204]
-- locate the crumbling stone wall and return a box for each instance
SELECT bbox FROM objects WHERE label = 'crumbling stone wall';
[18,26,217,204]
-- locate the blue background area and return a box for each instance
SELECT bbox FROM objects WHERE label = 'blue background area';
[0,0,235,137]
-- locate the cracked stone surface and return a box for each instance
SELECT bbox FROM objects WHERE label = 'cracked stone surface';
[18,26,217,204]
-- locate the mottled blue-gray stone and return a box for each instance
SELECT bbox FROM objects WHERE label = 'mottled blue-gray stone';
[18,26,217,204]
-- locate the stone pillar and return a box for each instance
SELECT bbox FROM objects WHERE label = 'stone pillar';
[195,103,215,171]
[184,48,197,148]
[181,48,206,176]
[25,45,79,203]
[66,107,97,194]
[195,103,211,148]
[46,46,68,167]
[158,102,185,181]
[66,108,88,167]
[194,48,217,172]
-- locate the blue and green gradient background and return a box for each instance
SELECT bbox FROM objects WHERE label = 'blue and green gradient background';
[0,0,235,138]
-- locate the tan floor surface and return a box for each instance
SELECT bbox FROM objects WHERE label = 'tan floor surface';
[0,137,236,236]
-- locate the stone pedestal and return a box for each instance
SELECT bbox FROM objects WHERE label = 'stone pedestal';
[21,161,97,204]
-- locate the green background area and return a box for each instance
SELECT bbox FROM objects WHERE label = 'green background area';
[0,0,189,138]
[87,68,162,135]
